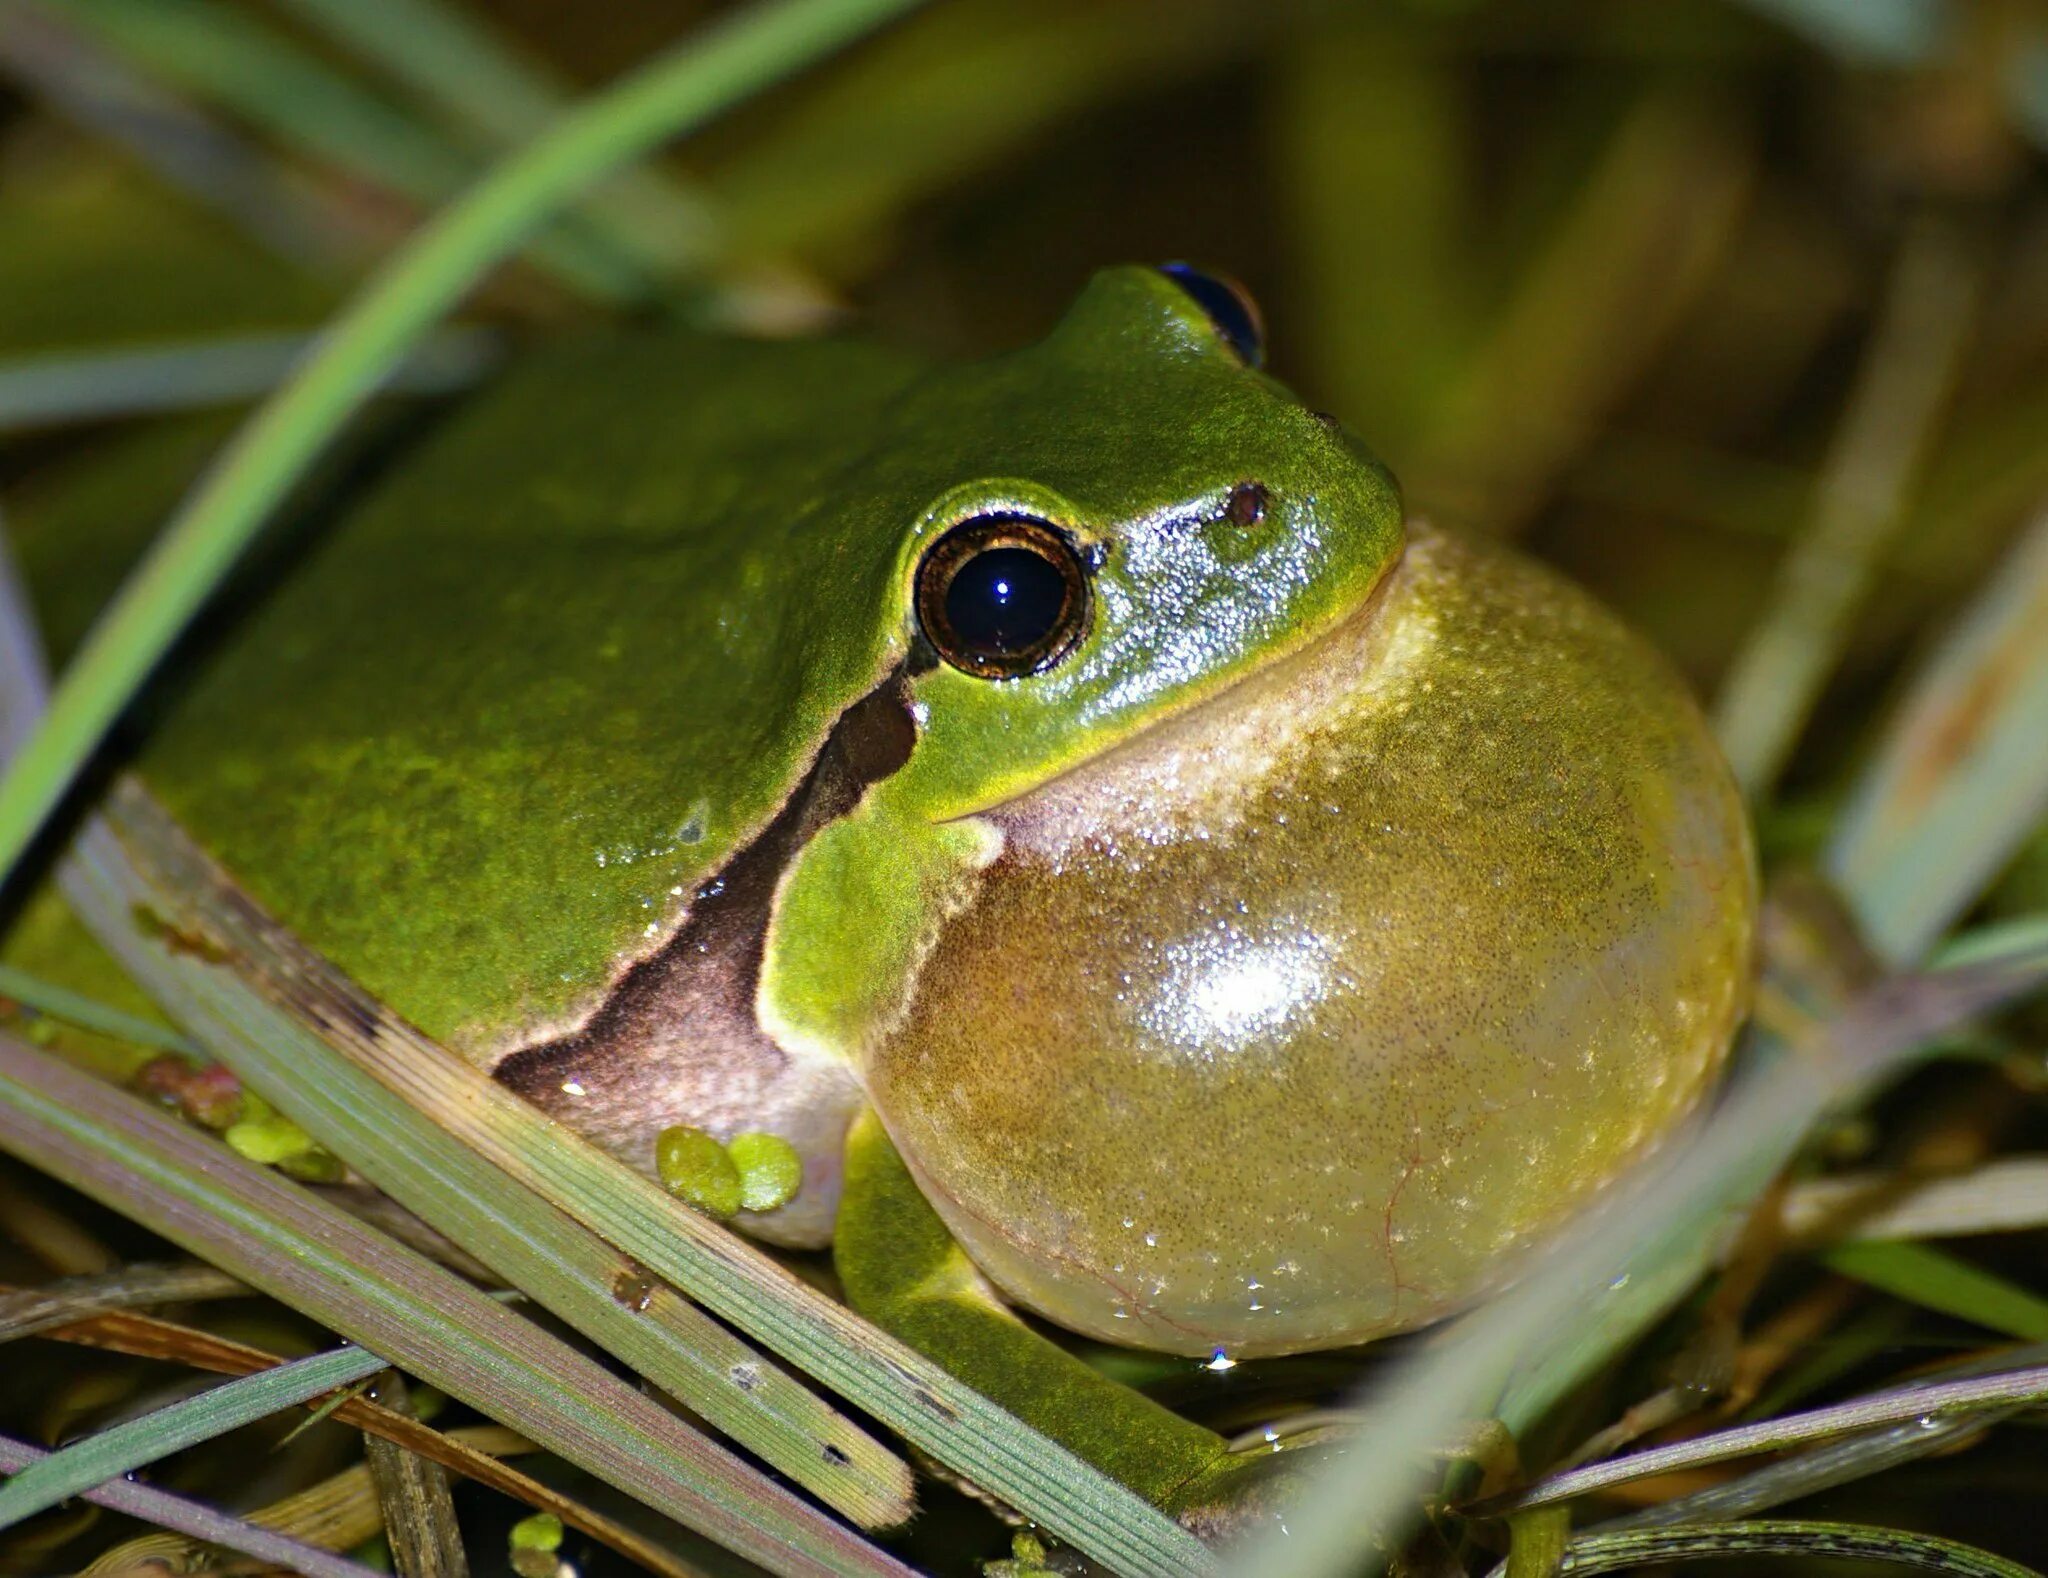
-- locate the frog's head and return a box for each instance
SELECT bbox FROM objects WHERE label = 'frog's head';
[877,264,1405,816]
[767,267,1751,1357]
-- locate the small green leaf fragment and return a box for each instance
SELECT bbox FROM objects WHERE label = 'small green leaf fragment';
[985,1529,1059,1577]
[656,1125,742,1219]
[510,1512,564,1553]
[730,1131,803,1212]
[226,1109,322,1166]
[221,1088,343,1179]
[1507,1505,1571,1578]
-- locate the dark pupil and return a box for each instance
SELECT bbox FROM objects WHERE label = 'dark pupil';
[944,546,1066,657]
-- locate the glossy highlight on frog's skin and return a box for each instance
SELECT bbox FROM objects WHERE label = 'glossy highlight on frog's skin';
[871,524,1753,1354]
[18,262,1755,1360]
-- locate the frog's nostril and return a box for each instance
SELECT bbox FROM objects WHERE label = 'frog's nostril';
[1224,481,1269,529]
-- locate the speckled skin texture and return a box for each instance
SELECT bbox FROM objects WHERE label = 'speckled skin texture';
[866,523,1755,1356]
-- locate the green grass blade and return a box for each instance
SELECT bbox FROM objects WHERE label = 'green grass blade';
[0,1032,914,1578]
[77,785,1214,1578]
[59,0,474,204]
[0,0,926,894]
[0,1432,381,1578]
[0,961,196,1053]
[1501,1359,2048,1512]
[273,0,581,145]
[1828,506,2048,962]
[47,0,651,302]
[1711,216,1977,797]
[1598,1340,2048,1531]
[272,0,719,276]
[1553,1520,2038,1578]
[0,329,498,432]
[0,1343,387,1529]
[0,3,368,269]
[1822,1239,2048,1341]
[1588,1412,1998,1533]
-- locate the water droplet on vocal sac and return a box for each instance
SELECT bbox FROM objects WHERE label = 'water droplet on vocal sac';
[1205,1349,1237,1373]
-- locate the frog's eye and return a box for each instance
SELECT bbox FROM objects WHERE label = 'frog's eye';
[1157,262,1265,367]
[915,516,1090,680]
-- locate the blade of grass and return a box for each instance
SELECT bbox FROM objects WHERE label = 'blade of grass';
[76,782,1216,1578]
[1592,1412,1998,1533]
[49,0,653,303]
[58,0,474,203]
[1594,1339,2048,1532]
[1784,1156,2048,1243]
[0,1260,245,1342]
[0,3,370,269]
[0,960,197,1053]
[362,1371,469,1578]
[0,1034,915,1578]
[1547,1520,2035,1578]
[36,1305,715,1578]
[0,328,499,432]
[0,1342,388,1529]
[1822,1240,2048,1340]
[0,0,928,894]
[1406,89,1752,534]
[1494,1358,2048,1512]
[1828,504,2048,962]
[271,0,720,278]
[0,1430,381,1578]
[1711,215,1978,798]
[79,1423,529,1578]
[1221,945,2048,1578]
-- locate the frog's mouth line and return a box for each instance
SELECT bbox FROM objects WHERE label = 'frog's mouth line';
[951,530,1413,829]
[492,532,1413,1153]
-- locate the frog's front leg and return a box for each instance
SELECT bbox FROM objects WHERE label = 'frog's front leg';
[488,683,920,1248]
[836,1107,1295,1531]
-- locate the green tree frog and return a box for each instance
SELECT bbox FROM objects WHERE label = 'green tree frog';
[17,265,1753,1371]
